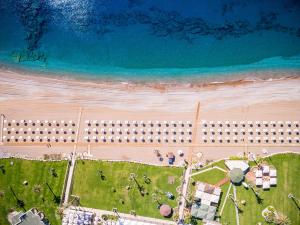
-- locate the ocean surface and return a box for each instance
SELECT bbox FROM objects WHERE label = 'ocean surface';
[0,0,300,81]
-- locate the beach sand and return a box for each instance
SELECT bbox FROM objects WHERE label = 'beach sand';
[0,69,300,164]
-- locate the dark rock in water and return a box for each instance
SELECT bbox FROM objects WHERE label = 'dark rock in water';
[14,0,50,52]
[11,49,47,63]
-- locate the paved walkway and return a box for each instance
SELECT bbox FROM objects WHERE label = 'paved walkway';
[0,114,4,144]
[63,107,82,204]
[178,165,192,220]
[233,185,240,225]
[189,165,227,177]
[219,183,232,216]
[67,206,175,225]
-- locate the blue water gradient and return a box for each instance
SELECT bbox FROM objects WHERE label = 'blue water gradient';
[0,0,300,81]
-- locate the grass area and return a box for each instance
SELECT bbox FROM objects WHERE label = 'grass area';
[236,153,300,225]
[192,159,227,173]
[0,158,68,225]
[220,185,237,225]
[71,160,184,219]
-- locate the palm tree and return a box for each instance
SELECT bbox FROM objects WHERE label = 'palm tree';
[49,168,57,177]
[143,174,151,184]
[274,212,291,225]
[33,184,42,193]
[10,186,25,211]
[228,194,243,213]
[129,173,145,196]
[249,184,263,204]
[152,193,162,206]
[0,164,5,174]
[288,193,300,210]
[45,182,60,204]
[97,169,105,180]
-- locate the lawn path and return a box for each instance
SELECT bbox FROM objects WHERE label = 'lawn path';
[233,185,240,225]
[219,183,232,215]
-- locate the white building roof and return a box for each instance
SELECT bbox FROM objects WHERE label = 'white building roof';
[270,177,277,185]
[225,160,249,172]
[270,169,277,177]
[256,178,263,186]
[263,166,270,174]
[255,170,263,178]
[263,180,270,189]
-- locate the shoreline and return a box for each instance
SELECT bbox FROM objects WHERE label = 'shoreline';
[1,68,300,113]
[0,65,300,91]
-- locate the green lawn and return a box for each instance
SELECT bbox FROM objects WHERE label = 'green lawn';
[236,153,300,225]
[71,160,184,219]
[0,158,68,225]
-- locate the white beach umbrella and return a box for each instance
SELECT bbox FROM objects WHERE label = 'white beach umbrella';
[12,120,16,123]
[100,120,105,125]
[85,120,90,124]
[84,128,89,132]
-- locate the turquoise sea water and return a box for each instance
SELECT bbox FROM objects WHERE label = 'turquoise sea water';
[0,0,300,81]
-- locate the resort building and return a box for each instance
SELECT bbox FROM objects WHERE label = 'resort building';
[10,208,47,225]
[191,182,222,221]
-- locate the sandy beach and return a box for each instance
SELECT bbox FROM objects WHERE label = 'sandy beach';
[0,68,300,164]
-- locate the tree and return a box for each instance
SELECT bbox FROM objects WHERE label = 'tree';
[0,164,5,174]
[97,169,105,180]
[45,182,61,204]
[274,212,291,225]
[33,184,42,193]
[228,194,243,213]
[152,193,162,206]
[10,186,25,211]
[49,168,57,177]
[129,173,145,196]
[288,193,300,209]
[249,184,263,204]
[0,190,4,197]
[143,174,151,184]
